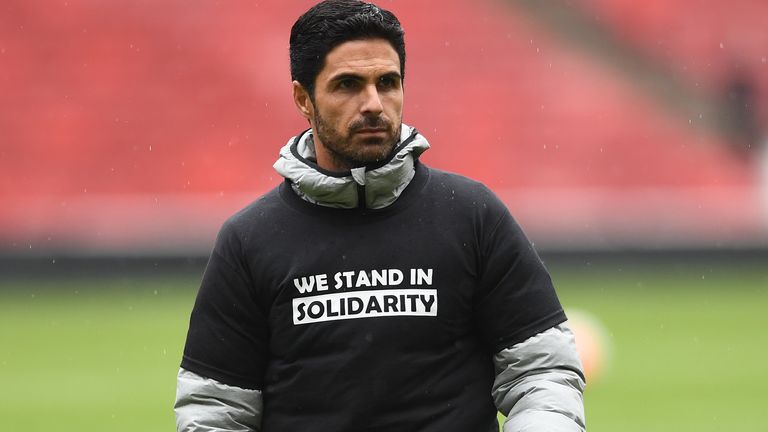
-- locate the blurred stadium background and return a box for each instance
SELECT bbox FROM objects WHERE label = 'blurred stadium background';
[1,1,767,431]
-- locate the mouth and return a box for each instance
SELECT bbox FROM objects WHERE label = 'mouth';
[354,128,387,134]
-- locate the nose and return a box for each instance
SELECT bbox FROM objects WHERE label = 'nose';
[360,84,384,116]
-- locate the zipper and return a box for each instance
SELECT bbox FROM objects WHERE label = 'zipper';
[357,183,367,210]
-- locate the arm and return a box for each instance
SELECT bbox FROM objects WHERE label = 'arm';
[175,368,263,432]
[177,218,270,431]
[492,323,586,432]
[470,188,585,430]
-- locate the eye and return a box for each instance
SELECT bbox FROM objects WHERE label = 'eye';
[378,75,400,89]
[337,78,359,90]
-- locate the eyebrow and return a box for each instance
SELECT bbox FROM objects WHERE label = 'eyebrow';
[328,71,402,83]
[378,72,402,81]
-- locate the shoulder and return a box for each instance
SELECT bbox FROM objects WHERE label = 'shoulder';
[421,165,509,215]
[215,184,288,244]
[423,165,485,189]
[424,166,500,198]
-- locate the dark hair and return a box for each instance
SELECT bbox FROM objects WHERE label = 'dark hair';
[290,0,406,99]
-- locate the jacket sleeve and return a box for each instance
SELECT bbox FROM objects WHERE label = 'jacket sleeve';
[175,368,263,432]
[492,323,586,432]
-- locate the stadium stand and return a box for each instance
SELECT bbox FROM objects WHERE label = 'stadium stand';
[1,0,765,255]
[578,0,768,91]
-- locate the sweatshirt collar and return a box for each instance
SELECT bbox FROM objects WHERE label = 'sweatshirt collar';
[273,124,429,209]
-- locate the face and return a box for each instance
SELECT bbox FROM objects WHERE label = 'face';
[293,38,404,172]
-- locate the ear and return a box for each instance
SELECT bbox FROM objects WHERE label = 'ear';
[292,80,313,120]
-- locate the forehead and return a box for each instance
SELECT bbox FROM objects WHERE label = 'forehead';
[319,39,400,79]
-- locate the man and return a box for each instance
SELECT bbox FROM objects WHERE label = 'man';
[175,1,586,431]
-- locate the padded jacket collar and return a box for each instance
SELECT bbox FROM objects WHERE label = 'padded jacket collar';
[273,124,429,209]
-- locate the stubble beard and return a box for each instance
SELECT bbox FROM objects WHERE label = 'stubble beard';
[313,111,401,170]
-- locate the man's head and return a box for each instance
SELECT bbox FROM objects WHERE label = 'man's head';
[290,0,407,172]
[290,0,406,100]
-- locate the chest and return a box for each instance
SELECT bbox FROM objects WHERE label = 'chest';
[245,210,483,357]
